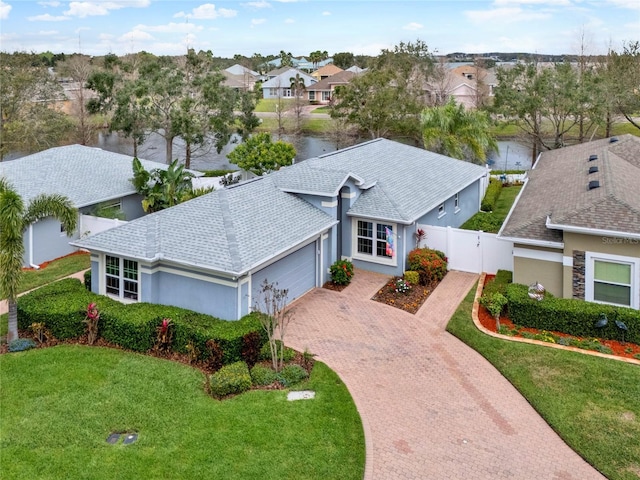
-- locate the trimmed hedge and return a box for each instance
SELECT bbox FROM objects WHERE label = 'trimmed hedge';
[481,179,503,212]
[505,283,640,344]
[17,279,267,364]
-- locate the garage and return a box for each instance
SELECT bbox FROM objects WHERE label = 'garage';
[251,241,318,307]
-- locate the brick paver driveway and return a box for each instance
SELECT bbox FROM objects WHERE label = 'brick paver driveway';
[287,269,605,480]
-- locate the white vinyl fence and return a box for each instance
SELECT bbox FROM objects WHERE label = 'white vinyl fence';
[417,224,513,274]
[80,214,127,239]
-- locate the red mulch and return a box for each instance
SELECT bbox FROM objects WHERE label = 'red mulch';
[371,276,438,314]
[322,281,349,292]
[479,275,640,361]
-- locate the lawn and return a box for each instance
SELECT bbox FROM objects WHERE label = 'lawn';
[460,184,522,233]
[447,285,640,480]
[0,345,365,480]
[8,252,90,296]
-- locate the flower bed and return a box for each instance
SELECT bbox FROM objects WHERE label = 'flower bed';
[371,276,437,314]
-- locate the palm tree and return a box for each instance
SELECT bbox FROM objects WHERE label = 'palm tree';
[0,178,77,341]
[421,98,498,164]
[289,73,306,98]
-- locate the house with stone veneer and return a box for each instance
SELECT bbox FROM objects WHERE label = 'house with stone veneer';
[498,135,640,310]
[73,139,488,320]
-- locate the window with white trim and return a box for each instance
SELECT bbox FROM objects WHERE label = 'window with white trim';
[354,220,395,263]
[105,255,139,300]
[586,252,638,309]
[454,193,460,212]
[438,202,446,217]
[321,91,331,102]
[308,91,316,100]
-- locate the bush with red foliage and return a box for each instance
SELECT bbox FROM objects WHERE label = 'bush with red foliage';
[407,248,448,286]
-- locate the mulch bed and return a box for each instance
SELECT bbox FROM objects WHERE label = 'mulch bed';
[371,276,440,314]
[478,275,640,361]
[322,281,349,292]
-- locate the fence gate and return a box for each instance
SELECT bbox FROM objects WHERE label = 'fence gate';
[417,225,513,274]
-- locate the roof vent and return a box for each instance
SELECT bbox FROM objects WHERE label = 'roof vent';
[609,137,619,143]
[588,154,598,161]
[588,180,600,190]
[588,166,599,174]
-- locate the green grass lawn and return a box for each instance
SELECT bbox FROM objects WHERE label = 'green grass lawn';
[447,286,640,480]
[12,252,90,296]
[460,184,522,233]
[0,345,365,480]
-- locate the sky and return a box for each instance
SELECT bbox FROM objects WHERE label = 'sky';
[0,0,639,58]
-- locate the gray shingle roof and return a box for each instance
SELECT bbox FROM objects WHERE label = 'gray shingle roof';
[275,138,487,223]
[0,145,169,207]
[500,134,640,243]
[73,176,337,276]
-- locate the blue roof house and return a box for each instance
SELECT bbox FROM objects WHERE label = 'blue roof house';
[261,68,316,99]
[0,145,168,268]
[73,139,487,320]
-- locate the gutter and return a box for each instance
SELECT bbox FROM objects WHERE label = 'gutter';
[545,217,640,240]
[28,224,40,269]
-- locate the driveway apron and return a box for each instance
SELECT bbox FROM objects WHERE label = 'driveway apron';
[286,269,605,480]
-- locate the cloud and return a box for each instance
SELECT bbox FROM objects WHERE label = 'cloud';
[605,0,640,9]
[251,18,267,26]
[464,7,550,23]
[322,11,331,16]
[134,22,204,34]
[175,3,238,19]
[0,1,11,20]
[64,1,150,18]
[38,1,61,6]
[402,22,423,31]
[28,13,70,21]
[38,30,59,35]
[119,29,154,42]
[245,1,271,7]
[284,18,294,23]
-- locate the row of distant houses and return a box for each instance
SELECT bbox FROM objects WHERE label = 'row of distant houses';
[225,61,497,109]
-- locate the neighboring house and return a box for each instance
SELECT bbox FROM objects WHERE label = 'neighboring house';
[74,139,487,320]
[425,65,496,109]
[306,71,355,104]
[225,64,259,77]
[266,57,334,71]
[311,64,343,81]
[498,135,640,310]
[261,68,316,99]
[0,145,166,267]
[221,68,258,92]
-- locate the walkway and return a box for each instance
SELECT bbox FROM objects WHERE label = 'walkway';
[286,269,605,480]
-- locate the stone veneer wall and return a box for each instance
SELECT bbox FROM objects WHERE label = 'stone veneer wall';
[572,250,585,300]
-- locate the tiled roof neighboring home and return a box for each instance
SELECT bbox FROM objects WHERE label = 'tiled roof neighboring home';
[274,138,487,224]
[73,176,337,276]
[307,70,355,91]
[499,135,640,245]
[311,64,343,80]
[0,145,172,207]
[346,66,367,74]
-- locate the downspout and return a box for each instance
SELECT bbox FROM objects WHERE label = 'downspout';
[28,224,40,270]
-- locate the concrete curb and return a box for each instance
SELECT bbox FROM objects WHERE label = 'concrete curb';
[472,273,640,366]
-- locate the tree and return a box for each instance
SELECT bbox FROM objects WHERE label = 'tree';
[131,157,197,213]
[227,133,295,176]
[0,52,73,160]
[253,279,292,372]
[56,54,96,145]
[606,41,640,131]
[236,89,261,141]
[279,50,293,68]
[0,178,77,341]
[289,73,307,133]
[332,52,355,69]
[421,98,498,163]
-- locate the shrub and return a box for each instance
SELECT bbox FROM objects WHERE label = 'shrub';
[241,331,262,368]
[209,361,252,398]
[278,364,309,387]
[483,270,512,297]
[205,339,224,372]
[407,248,448,286]
[8,338,37,352]
[250,364,278,386]
[84,269,91,291]
[460,213,504,233]
[393,278,411,294]
[329,259,354,285]
[481,179,503,212]
[505,283,640,344]
[403,270,419,285]
[479,292,507,319]
[83,302,100,345]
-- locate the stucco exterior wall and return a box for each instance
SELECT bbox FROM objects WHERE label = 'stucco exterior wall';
[24,216,80,267]
[513,246,564,297]
[415,180,480,228]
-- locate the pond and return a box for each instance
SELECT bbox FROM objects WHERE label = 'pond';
[95,131,533,171]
